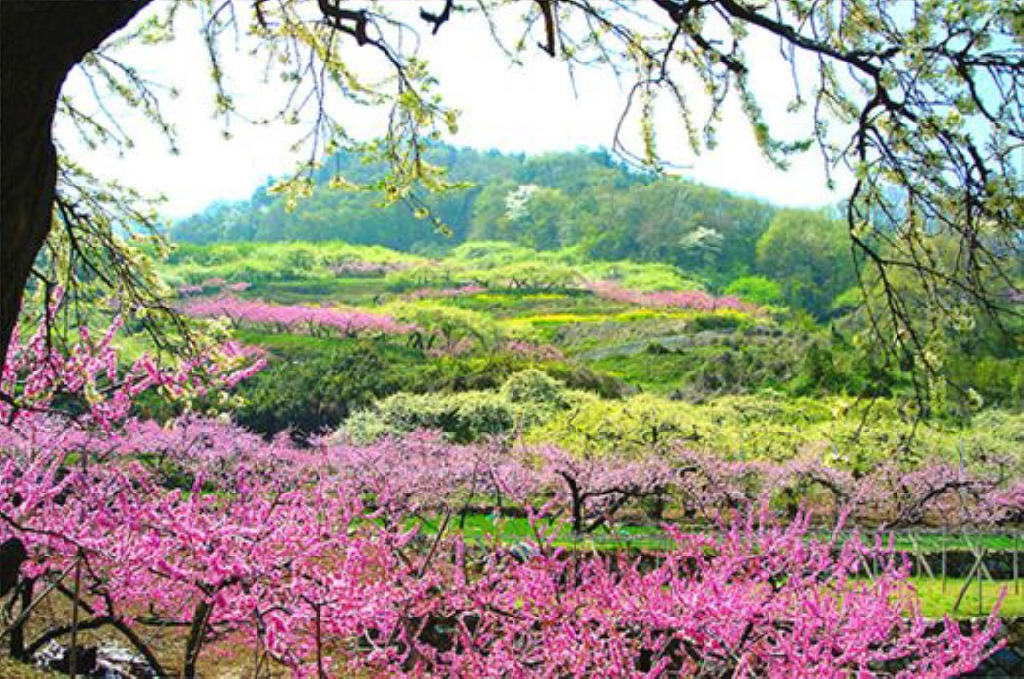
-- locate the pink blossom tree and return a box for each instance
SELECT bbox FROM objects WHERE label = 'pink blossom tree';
[0,308,1010,677]
[181,295,416,338]
[587,280,758,314]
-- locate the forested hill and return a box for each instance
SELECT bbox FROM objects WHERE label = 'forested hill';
[171,147,848,290]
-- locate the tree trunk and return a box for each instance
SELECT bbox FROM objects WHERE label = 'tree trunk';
[0,0,149,371]
[9,577,34,660]
[183,597,212,678]
[558,472,585,535]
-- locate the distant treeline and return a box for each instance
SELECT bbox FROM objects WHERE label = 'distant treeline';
[172,146,855,316]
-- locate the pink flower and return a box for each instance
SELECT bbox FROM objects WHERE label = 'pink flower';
[180,295,418,337]
[587,280,759,313]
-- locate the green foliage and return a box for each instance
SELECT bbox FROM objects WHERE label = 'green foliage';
[830,287,863,314]
[946,356,1024,410]
[162,240,425,285]
[587,342,793,398]
[482,262,581,291]
[584,180,774,283]
[343,390,515,444]
[578,260,702,292]
[574,317,919,405]
[960,409,1024,461]
[343,369,582,443]
[756,210,855,317]
[724,276,784,307]
[158,234,1021,416]
[527,391,1024,471]
[501,369,569,409]
[541,363,631,399]
[166,145,878,321]
[449,240,543,267]
[384,301,499,351]
[235,340,417,437]
[383,264,471,292]
[171,147,775,289]
[172,149,472,250]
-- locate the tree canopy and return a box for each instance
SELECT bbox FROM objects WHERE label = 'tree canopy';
[756,209,856,317]
[171,147,776,284]
[1,0,1021,380]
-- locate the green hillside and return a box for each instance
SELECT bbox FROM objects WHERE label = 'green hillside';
[160,240,1023,449]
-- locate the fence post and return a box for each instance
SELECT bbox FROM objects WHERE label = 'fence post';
[941,524,947,594]
[958,438,967,525]
[69,551,82,679]
[954,547,986,614]
[1015,532,1020,596]
[978,557,984,617]
[909,534,933,578]
[963,530,995,581]
[253,623,261,679]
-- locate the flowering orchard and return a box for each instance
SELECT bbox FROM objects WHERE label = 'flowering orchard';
[330,433,1022,533]
[328,260,412,277]
[587,281,758,314]
[0,313,1012,677]
[181,295,417,338]
[501,339,566,362]
[178,278,253,297]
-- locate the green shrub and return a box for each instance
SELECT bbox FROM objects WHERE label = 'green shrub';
[541,364,631,399]
[384,264,472,291]
[724,276,783,306]
[688,311,746,331]
[340,370,587,443]
[501,369,567,407]
[342,391,516,443]
[384,302,500,350]
[579,260,702,292]
[235,340,412,437]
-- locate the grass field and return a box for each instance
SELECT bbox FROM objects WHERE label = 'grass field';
[418,512,1024,558]
[912,576,1024,618]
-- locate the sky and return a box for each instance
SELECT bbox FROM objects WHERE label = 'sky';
[61,3,850,220]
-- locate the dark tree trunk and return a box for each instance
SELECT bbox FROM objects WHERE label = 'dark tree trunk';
[558,472,585,535]
[9,577,34,660]
[0,537,27,597]
[183,597,212,678]
[0,0,149,372]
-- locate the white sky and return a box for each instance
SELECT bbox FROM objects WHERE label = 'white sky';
[61,2,850,220]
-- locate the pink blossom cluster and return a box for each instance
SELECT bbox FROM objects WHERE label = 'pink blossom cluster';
[177,284,204,296]
[328,436,1023,531]
[985,480,1024,524]
[588,280,757,313]
[720,455,1023,529]
[682,453,1021,529]
[501,339,566,362]
[178,280,251,297]
[114,417,327,482]
[531,445,674,533]
[1,298,264,433]
[0,314,1011,677]
[426,336,477,358]
[0,427,1004,678]
[329,432,537,519]
[181,294,417,337]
